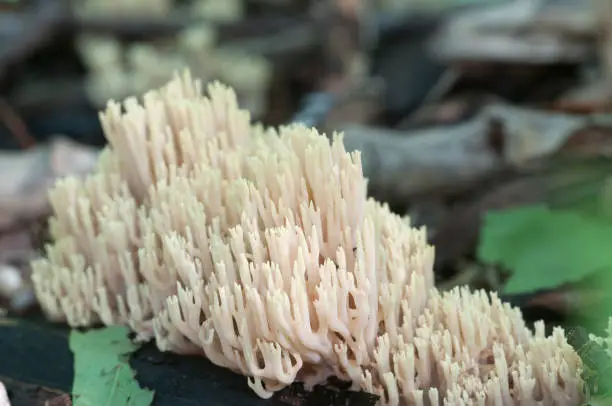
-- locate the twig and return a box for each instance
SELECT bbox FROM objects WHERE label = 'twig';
[595,0,612,84]
[0,98,35,149]
[438,264,480,291]
[421,68,461,105]
[70,11,313,43]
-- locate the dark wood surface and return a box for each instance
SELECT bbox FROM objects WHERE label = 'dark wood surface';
[0,319,378,406]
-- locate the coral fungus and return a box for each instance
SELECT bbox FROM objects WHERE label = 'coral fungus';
[32,71,583,405]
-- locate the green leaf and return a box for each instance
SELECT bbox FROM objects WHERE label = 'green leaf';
[70,326,154,406]
[478,205,612,294]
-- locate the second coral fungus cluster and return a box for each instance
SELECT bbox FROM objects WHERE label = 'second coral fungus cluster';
[31,71,583,405]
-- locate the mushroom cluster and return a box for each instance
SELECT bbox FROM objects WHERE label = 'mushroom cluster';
[31,71,584,405]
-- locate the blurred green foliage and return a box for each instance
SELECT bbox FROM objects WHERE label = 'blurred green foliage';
[478,205,612,294]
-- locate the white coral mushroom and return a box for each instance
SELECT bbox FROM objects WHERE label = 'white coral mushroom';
[32,70,583,405]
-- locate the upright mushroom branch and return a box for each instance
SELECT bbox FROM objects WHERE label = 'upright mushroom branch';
[31,70,584,405]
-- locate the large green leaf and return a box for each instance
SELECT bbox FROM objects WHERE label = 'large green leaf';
[70,326,154,406]
[478,205,612,294]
